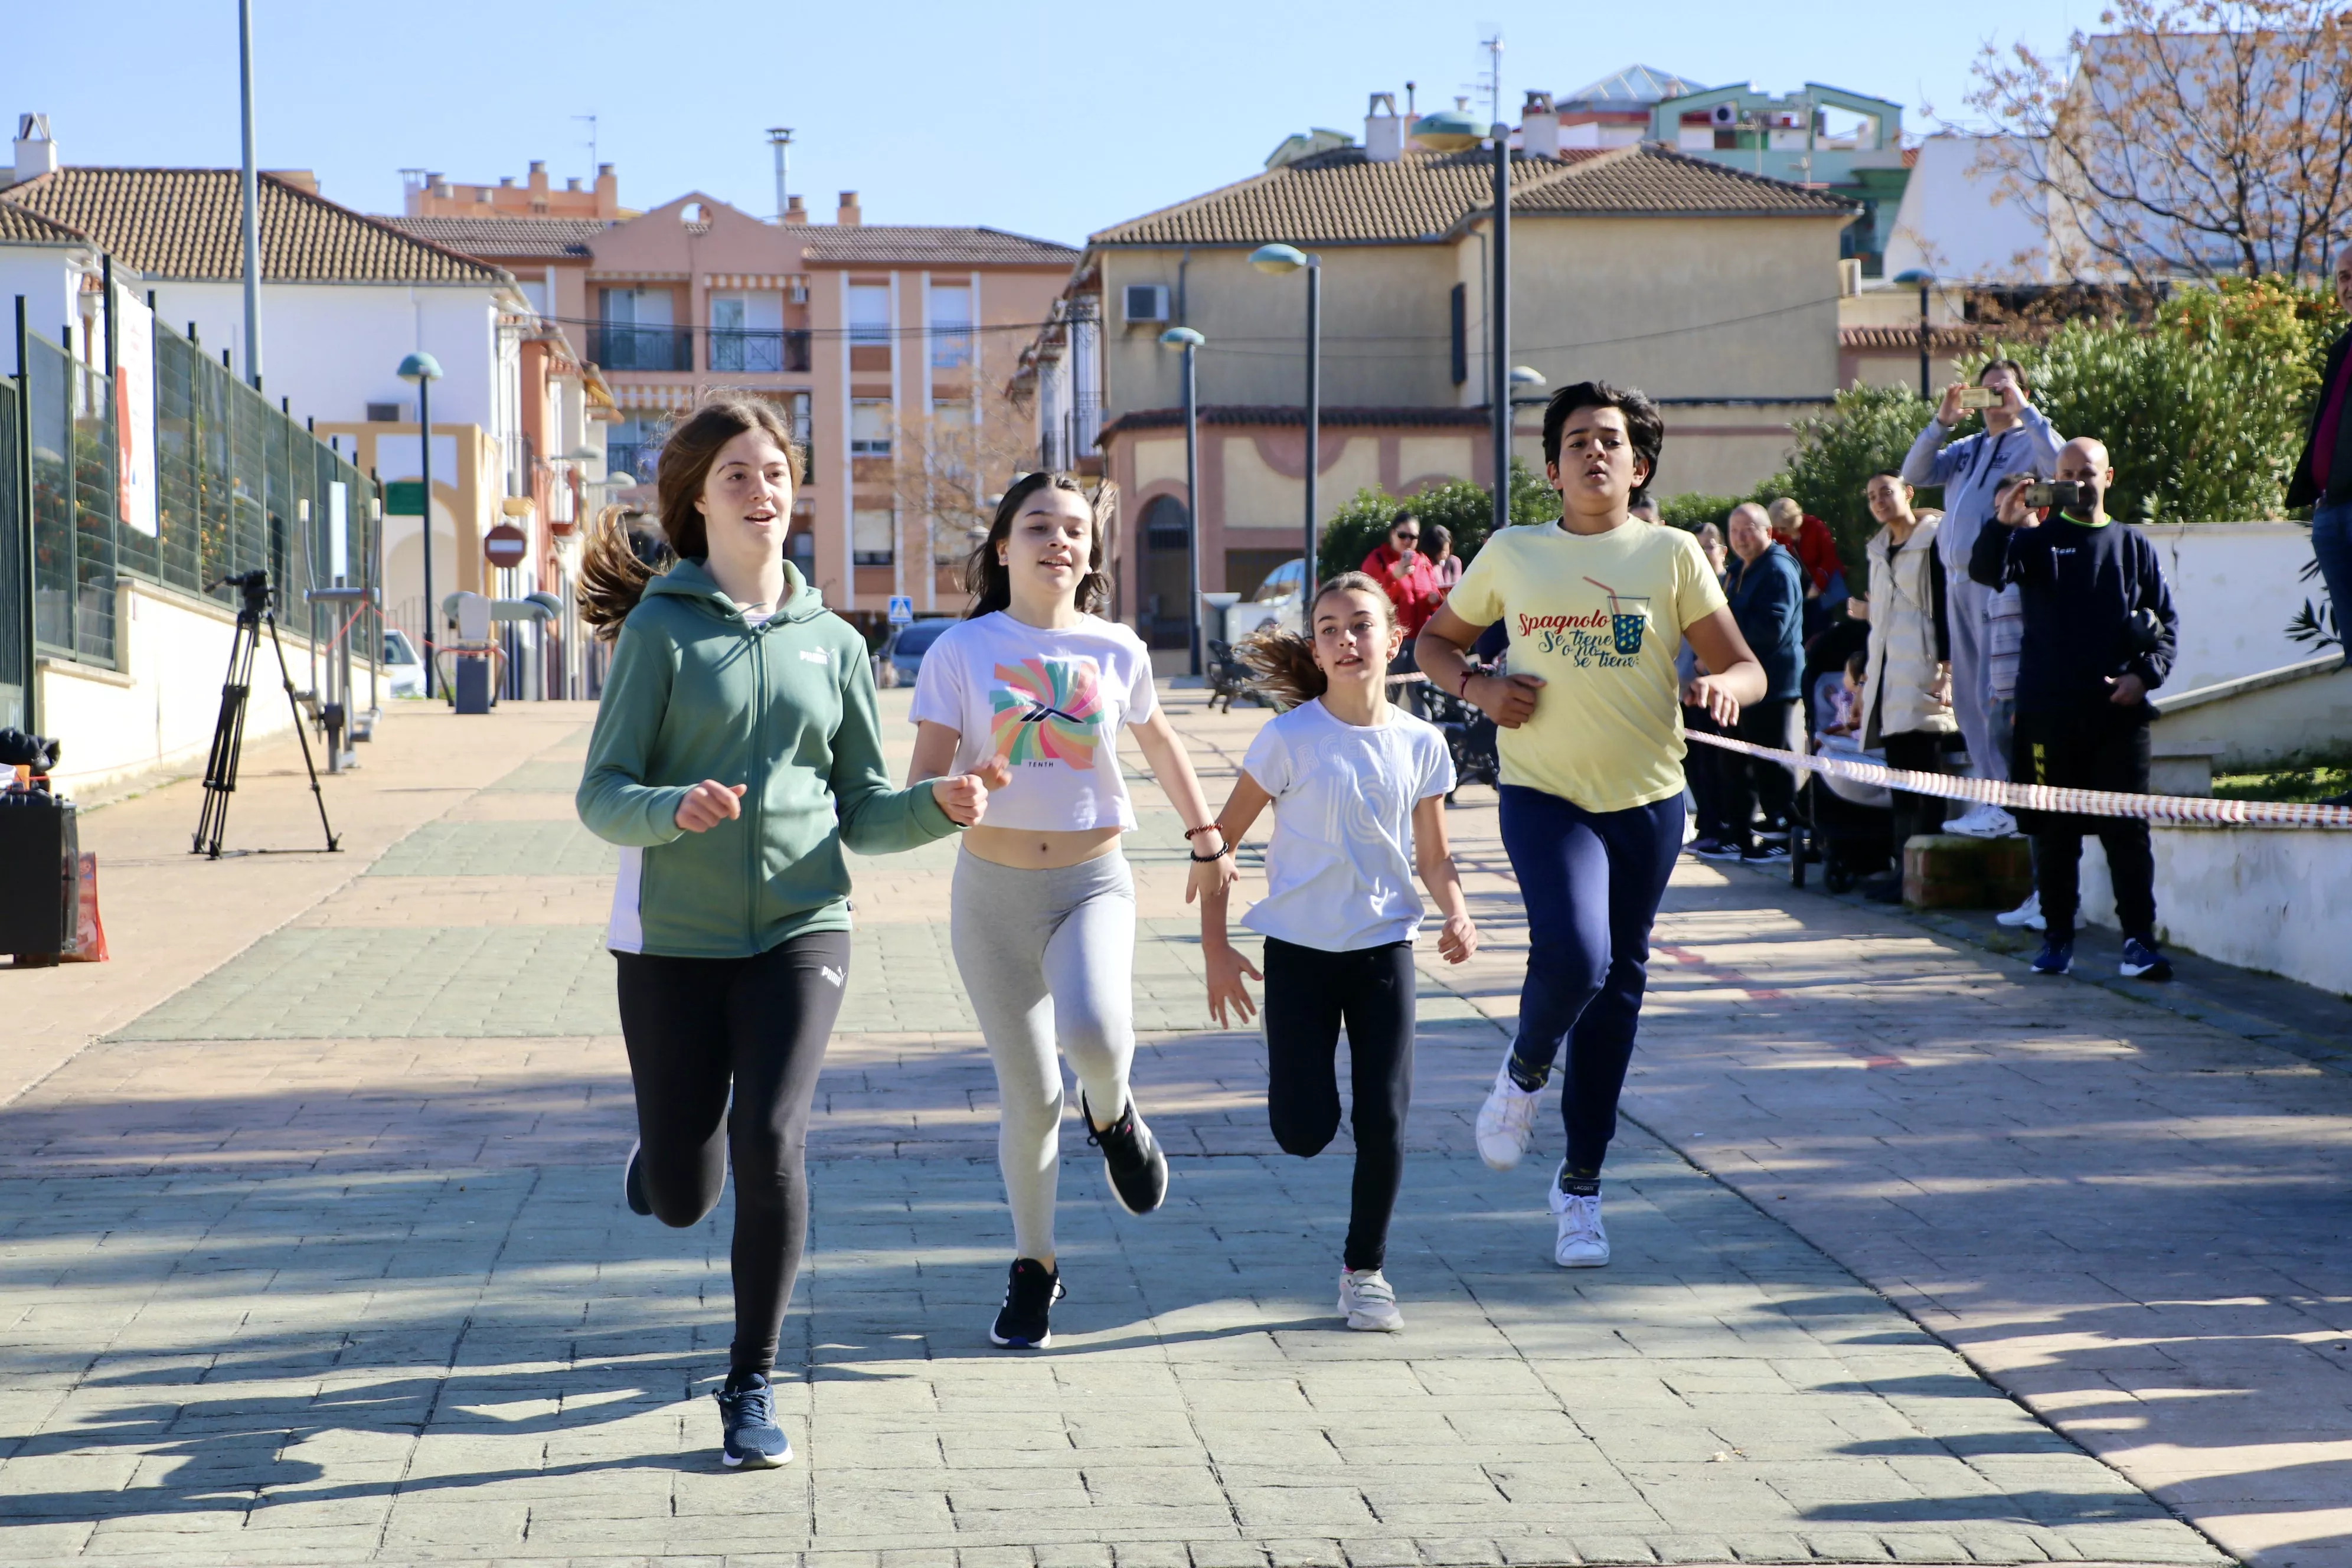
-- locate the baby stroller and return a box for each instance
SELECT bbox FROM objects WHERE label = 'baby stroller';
[1788,660,1895,895]
[1422,675,1501,803]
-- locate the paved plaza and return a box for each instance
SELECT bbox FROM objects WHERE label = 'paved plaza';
[3,692,2347,1567]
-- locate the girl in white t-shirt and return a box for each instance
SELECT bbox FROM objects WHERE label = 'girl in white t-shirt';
[1198,572,1479,1333]
[908,472,1234,1351]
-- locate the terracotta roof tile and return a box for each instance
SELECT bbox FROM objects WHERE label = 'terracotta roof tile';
[1,168,511,285]
[0,199,87,245]
[1840,324,1982,351]
[1511,146,1860,216]
[1089,144,1850,249]
[381,214,610,260]
[800,226,1077,266]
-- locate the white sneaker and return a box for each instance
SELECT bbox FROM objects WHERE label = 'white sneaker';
[1338,1268,1404,1332]
[1949,804,2019,838]
[1474,1064,1541,1171]
[1995,890,2046,930]
[1549,1174,1611,1268]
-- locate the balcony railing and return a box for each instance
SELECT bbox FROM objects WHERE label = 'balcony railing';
[589,324,694,373]
[606,442,654,483]
[709,328,812,374]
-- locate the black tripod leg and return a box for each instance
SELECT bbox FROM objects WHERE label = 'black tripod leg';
[194,613,260,858]
[266,610,340,852]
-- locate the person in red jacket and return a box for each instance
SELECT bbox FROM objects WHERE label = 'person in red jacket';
[1361,511,1445,713]
[1767,497,1848,634]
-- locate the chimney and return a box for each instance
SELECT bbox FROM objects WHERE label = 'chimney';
[565,177,582,192]
[836,190,861,226]
[528,159,548,194]
[1520,90,1561,159]
[594,162,618,219]
[264,169,319,195]
[784,194,808,226]
[10,113,57,188]
[1364,92,1403,162]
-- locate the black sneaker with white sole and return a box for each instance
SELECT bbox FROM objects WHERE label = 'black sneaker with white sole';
[991,1257,1064,1348]
[1082,1094,1169,1215]
[623,1139,652,1216]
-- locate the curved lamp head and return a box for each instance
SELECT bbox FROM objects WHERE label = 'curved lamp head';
[1892,269,1935,287]
[1158,326,1206,349]
[606,472,638,488]
[1509,365,1547,388]
[1410,109,1484,153]
[1250,243,1309,275]
[396,351,444,384]
[561,445,602,464]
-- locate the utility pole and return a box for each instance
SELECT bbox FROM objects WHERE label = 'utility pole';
[237,0,263,390]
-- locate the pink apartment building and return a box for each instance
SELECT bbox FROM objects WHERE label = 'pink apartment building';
[398,181,1074,631]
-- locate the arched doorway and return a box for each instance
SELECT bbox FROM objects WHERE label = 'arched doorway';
[1140,494,1191,651]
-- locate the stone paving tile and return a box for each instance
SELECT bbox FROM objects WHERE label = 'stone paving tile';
[0,692,2249,1566]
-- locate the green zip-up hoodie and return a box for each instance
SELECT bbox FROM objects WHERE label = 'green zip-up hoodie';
[577,558,958,957]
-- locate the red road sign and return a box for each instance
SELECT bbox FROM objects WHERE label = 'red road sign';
[484,524,528,569]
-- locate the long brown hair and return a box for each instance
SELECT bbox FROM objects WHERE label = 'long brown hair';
[578,397,805,638]
[963,471,1116,618]
[1236,571,1394,710]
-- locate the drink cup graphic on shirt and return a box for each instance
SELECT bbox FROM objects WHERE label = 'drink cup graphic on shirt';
[1583,577,1648,656]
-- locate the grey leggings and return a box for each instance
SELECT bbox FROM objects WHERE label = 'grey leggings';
[949,848,1137,1262]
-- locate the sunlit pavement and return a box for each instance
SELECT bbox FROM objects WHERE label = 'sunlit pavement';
[2,689,2331,1566]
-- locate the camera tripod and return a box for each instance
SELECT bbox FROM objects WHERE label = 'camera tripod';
[192,570,341,860]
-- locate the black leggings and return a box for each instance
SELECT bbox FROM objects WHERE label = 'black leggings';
[1261,937,1415,1273]
[613,929,851,1377]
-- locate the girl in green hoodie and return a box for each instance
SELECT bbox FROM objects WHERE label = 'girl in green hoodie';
[576,398,1001,1471]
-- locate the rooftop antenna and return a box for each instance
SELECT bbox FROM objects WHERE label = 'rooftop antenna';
[1481,33,1504,128]
[766,127,793,223]
[573,112,598,178]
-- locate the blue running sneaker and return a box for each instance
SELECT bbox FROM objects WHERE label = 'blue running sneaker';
[2119,936,2174,982]
[714,1372,791,1469]
[2030,937,2073,976]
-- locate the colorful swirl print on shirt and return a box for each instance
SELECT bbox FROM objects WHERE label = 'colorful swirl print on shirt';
[989,656,1105,768]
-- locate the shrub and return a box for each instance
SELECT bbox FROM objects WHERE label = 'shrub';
[1315,459,1557,583]
[1969,275,2343,524]
[1654,492,1752,535]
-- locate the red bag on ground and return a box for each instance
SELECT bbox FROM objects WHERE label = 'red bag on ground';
[62,851,107,963]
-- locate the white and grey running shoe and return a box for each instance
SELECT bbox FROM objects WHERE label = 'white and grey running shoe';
[1474,1064,1541,1171]
[1549,1170,1611,1268]
[1338,1268,1404,1332]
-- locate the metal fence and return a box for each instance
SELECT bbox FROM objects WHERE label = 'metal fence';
[14,307,381,730]
[0,378,21,729]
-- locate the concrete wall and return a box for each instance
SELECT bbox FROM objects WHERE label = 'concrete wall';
[2152,658,2352,772]
[38,579,377,799]
[2076,823,2352,998]
[2141,522,2321,694]
[1884,136,2053,285]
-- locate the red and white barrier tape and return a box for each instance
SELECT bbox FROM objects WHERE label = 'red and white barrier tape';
[1685,729,2352,829]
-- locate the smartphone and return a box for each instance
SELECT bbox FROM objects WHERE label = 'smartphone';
[1955,386,2002,411]
[2020,481,2083,510]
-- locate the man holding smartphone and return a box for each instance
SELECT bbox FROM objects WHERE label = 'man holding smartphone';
[1970,438,2178,983]
[1900,361,2063,839]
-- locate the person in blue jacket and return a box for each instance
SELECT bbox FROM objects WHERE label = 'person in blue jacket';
[1710,502,1805,863]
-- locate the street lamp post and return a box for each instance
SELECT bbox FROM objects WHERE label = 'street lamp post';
[1410,110,1513,535]
[1158,327,1207,678]
[397,351,444,700]
[1249,244,1320,592]
[1894,269,1935,402]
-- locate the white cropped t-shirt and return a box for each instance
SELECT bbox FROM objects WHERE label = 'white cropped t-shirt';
[907,611,1159,832]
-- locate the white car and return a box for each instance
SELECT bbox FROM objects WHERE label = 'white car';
[383,629,425,698]
[1223,558,1305,642]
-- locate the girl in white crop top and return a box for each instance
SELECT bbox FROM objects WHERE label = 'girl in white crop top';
[907,472,1234,1351]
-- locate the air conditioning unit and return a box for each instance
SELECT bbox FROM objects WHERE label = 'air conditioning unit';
[1711,102,1740,128]
[365,400,410,424]
[1122,283,1170,325]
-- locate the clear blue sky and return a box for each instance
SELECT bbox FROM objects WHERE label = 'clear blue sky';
[5,1,2089,247]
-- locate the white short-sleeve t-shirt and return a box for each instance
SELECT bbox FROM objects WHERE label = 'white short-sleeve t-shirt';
[908,611,1158,832]
[1240,699,1455,952]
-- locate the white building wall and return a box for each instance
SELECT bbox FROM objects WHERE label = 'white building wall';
[1883,136,2053,286]
[0,244,94,371]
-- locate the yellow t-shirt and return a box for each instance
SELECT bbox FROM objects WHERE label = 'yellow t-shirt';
[1446,520,1728,812]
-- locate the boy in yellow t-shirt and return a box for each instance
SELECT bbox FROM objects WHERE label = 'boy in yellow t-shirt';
[1416,382,1765,1269]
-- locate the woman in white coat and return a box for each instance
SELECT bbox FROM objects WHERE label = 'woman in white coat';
[1857,473,1956,902]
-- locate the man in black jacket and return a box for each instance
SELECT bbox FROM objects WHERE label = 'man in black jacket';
[2286,250,2352,808]
[1971,437,2179,982]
